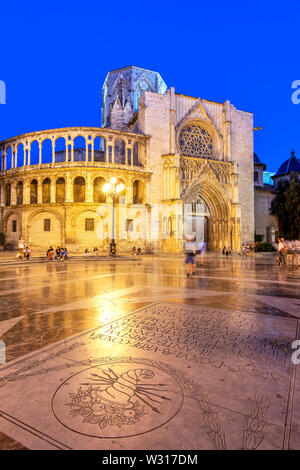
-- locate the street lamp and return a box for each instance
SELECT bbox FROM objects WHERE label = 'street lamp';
[103,177,125,256]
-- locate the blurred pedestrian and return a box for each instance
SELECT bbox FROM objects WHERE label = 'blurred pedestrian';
[184,236,196,277]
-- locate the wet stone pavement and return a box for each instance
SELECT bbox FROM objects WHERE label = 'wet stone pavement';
[0,254,299,450]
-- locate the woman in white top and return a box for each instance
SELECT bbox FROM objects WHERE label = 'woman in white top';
[18,236,24,250]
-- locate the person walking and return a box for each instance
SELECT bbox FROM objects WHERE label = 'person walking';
[241,243,247,258]
[197,240,206,265]
[184,237,196,277]
[277,238,286,266]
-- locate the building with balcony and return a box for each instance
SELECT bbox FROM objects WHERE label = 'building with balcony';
[0,66,255,253]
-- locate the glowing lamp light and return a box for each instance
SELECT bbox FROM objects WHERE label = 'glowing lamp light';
[116,183,125,193]
[110,177,117,184]
[102,182,111,193]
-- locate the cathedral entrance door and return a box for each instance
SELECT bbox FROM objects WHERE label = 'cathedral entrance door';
[184,200,210,245]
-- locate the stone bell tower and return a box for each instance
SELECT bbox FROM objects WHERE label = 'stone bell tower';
[101,65,167,130]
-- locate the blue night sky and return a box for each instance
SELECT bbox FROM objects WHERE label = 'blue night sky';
[0,1,299,172]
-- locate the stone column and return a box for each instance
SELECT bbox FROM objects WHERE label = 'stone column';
[145,179,150,205]
[86,174,93,203]
[127,179,133,204]
[70,142,74,162]
[1,150,5,171]
[127,145,132,165]
[170,87,176,154]
[52,139,55,164]
[50,180,56,203]
[23,180,30,205]
[0,183,4,207]
[23,146,27,166]
[112,139,115,164]
[39,142,42,165]
[108,144,113,163]
[65,174,73,202]
[85,138,89,162]
[175,165,181,199]
[224,100,232,162]
[91,141,94,163]
[37,179,43,204]
[103,139,107,162]
[11,181,17,205]
[232,218,237,251]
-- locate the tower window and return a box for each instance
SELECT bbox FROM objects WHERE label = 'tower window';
[12,220,17,232]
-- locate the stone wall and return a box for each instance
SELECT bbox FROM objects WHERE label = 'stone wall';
[138,90,171,204]
[254,188,278,242]
[2,202,151,253]
[231,107,254,243]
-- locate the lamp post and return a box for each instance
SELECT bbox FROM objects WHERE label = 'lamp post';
[103,177,125,256]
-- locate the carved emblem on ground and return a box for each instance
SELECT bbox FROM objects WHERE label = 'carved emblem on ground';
[52,360,184,438]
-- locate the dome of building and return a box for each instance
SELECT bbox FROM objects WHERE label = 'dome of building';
[275,150,300,176]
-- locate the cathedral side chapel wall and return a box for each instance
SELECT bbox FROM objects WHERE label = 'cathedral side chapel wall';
[231,107,254,242]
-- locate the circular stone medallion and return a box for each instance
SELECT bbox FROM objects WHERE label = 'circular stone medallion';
[52,361,183,438]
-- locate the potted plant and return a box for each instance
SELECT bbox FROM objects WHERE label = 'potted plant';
[0,232,6,251]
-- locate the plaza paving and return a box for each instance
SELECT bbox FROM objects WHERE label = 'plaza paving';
[0,253,299,450]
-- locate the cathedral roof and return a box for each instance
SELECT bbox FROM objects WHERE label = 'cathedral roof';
[253,153,261,163]
[253,153,266,170]
[275,150,300,176]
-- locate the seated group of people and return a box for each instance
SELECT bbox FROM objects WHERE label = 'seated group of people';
[84,248,100,256]
[131,247,142,255]
[47,246,68,261]
[222,246,232,256]
[84,246,143,257]
[16,247,32,260]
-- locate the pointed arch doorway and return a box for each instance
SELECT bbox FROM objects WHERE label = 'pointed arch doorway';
[183,179,231,251]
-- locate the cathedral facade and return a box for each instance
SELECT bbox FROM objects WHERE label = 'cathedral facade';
[0,66,254,253]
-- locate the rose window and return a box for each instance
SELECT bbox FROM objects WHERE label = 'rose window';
[179,124,213,158]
